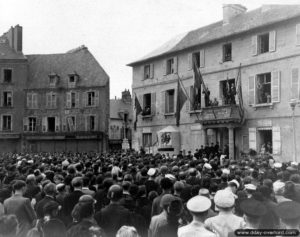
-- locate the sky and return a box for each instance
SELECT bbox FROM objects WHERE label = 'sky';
[0,0,299,99]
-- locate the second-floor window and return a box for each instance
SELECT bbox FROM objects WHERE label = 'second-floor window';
[223,43,232,62]
[3,91,12,107]
[2,115,12,131]
[142,93,151,115]
[166,58,174,75]
[27,93,38,109]
[87,91,95,106]
[258,33,269,54]
[144,65,150,79]
[256,73,271,104]
[29,117,37,131]
[3,69,12,83]
[46,93,57,108]
[165,89,175,113]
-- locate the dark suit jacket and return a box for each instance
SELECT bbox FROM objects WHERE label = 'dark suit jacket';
[24,184,41,200]
[35,195,56,219]
[62,190,83,226]
[4,194,36,237]
[94,203,132,237]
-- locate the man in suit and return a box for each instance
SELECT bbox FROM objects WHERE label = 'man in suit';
[35,182,58,219]
[4,180,37,237]
[62,177,83,226]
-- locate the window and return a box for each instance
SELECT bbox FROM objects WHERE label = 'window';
[46,93,57,108]
[68,74,78,87]
[27,93,38,109]
[144,65,150,79]
[49,74,58,87]
[256,73,271,104]
[258,33,269,54]
[69,75,75,83]
[87,91,95,106]
[3,69,12,83]
[2,115,12,131]
[258,129,272,154]
[165,89,175,113]
[220,79,236,105]
[28,117,37,132]
[193,52,200,68]
[142,93,151,115]
[3,91,12,107]
[47,117,56,132]
[223,43,232,62]
[142,133,152,147]
[166,58,174,75]
[89,116,95,131]
[71,92,76,108]
[67,116,76,131]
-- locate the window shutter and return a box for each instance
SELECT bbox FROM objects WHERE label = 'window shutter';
[0,116,2,131]
[83,92,87,107]
[11,92,13,107]
[200,49,205,68]
[54,93,57,108]
[94,115,98,131]
[151,92,156,115]
[138,94,143,111]
[296,24,300,46]
[269,31,276,52]
[272,126,281,155]
[190,86,195,111]
[248,128,257,151]
[85,115,88,131]
[36,117,41,131]
[62,117,67,132]
[23,117,28,132]
[271,71,280,103]
[46,93,51,108]
[42,117,47,132]
[161,91,165,114]
[248,75,255,105]
[33,94,38,109]
[173,56,178,73]
[27,94,31,108]
[163,60,167,76]
[55,116,60,132]
[95,91,100,106]
[75,92,80,108]
[185,87,190,111]
[150,64,154,79]
[291,68,299,100]
[251,35,258,56]
[188,53,193,70]
[66,92,71,108]
[10,116,13,131]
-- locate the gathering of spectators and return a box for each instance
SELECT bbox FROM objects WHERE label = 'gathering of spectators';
[0,148,299,237]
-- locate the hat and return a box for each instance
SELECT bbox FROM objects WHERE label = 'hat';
[273,181,285,194]
[147,168,156,177]
[228,179,240,189]
[240,199,267,217]
[244,184,256,191]
[79,195,96,204]
[204,163,212,169]
[62,160,70,167]
[222,168,230,175]
[160,194,176,208]
[276,201,300,220]
[274,162,282,169]
[187,196,211,213]
[165,174,176,182]
[214,189,235,208]
[198,188,210,198]
[287,162,298,171]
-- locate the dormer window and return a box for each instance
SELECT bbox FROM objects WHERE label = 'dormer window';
[48,73,59,87]
[68,73,79,87]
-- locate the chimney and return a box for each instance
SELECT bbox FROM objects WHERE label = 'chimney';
[4,25,22,52]
[122,89,132,104]
[223,4,247,25]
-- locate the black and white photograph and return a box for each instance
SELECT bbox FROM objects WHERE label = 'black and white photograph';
[0,0,300,236]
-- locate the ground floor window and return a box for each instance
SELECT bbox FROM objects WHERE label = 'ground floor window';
[142,133,152,147]
[2,115,12,131]
[258,129,272,154]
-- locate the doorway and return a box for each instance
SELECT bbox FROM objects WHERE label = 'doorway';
[47,117,55,132]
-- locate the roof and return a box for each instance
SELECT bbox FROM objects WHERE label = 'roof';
[128,5,300,66]
[110,99,132,120]
[0,37,26,60]
[26,45,109,88]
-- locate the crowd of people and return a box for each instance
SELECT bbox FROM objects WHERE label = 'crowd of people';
[0,147,299,237]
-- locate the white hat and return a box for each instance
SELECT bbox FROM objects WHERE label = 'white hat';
[274,163,282,169]
[228,179,240,189]
[165,174,176,181]
[203,158,208,162]
[147,168,156,176]
[204,163,212,169]
[222,168,230,175]
[62,160,70,167]
[27,160,34,164]
[214,189,235,208]
[273,181,285,194]
[187,196,211,213]
[244,184,256,191]
[291,161,299,166]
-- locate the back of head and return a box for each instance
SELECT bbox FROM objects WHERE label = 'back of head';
[72,177,83,189]
[116,226,139,237]
[108,184,123,201]
[44,183,57,196]
[12,180,26,192]
[160,177,173,191]
[0,215,18,237]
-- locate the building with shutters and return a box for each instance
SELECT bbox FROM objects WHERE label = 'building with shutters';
[0,25,110,153]
[128,4,300,162]
[109,89,133,151]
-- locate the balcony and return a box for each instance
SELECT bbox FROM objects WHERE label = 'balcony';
[193,104,243,125]
[23,131,104,140]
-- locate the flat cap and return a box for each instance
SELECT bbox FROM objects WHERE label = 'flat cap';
[276,201,300,220]
[228,179,240,189]
[214,189,235,208]
[240,199,267,217]
[187,195,211,213]
[147,168,156,177]
[160,194,176,208]
[244,184,256,191]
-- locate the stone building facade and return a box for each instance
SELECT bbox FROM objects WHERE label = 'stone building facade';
[129,5,300,162]
[0,25,109,153]
[109,90,133,151]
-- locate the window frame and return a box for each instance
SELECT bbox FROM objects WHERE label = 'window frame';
[87,91,96,107]
[3,68,13,83]
[166,58,175,75]
[223,43,232,62]
[142,133,152,147]
[258,33,270,54]
[28,117,37,132]
[144,64,151,80]
[165,89,175,114]
[3,91,13,107]
[2,114,12,131]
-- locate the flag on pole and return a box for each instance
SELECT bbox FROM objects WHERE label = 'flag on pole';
[134,93,142,130]
[193,57,208,94]
[235,64,244,120]
[176,77,187,126]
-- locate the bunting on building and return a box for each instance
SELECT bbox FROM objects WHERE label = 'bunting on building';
[235,64,244,121]
[134,93,142,130]
[176,77,187,126]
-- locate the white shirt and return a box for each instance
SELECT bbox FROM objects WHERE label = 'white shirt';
[178,221,216,237]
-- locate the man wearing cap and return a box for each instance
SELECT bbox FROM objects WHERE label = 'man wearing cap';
[145,168,159,194]
[276,201,300,230]
[273,181,291,203]
[178,195,216,237]
[205,189,244,237]
[228,199,267,237]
